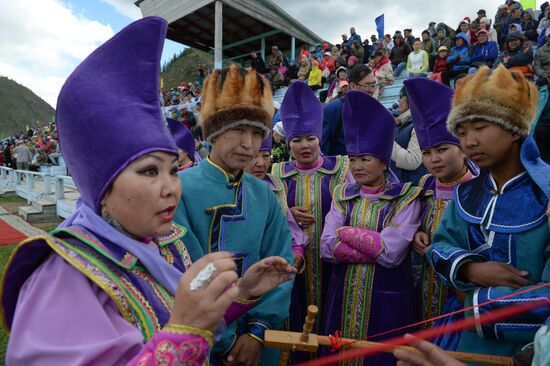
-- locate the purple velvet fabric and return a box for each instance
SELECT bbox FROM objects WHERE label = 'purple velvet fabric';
[260,133,273,151]
[166,118,196,157]
[280,81,323,141]
[342,91,395,165]
[404,77,460,150]
[56,17,178,212]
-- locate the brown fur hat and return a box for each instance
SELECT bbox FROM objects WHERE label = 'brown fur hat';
[199,64,274,142]
[446,65,538,136]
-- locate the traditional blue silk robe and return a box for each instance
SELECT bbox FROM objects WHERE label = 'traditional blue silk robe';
[173,158,294,365]
[428,171,550,361]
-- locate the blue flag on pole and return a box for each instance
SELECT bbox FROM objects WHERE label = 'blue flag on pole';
[375,14,384,40]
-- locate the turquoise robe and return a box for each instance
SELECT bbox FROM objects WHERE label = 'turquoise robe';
[428,171,550,362]
[174,158,294,365]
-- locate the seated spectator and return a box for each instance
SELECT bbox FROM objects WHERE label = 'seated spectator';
[383,34,395,52]
[325,66,348,103]
[296,56,310,81]
[537,6,550,36]
[331,45,340,59]
[522,8,539,42]
[320,52,335,74]
[420,30,435,69]
[534,29,550,86]
[404,28,416,48]
[267,66,284,91]
[429,46,451,83]
[299,44,310,61]
[347,55,359,73]
[250,51,266,74]
[441,32,472,86]
[509,23,522,33]
[308,60,323,90]
[338,80,349,97]
[458,20,478,45]
[391,34,412,77]
[370,50,394,91]
[479,17,499,45]
[351,40,364,62]
[436,22,456,40]
[390,87,427,185]
[375,39,390,57]
[334,56,346,71]
[285,59,298,84]
[362,39,372,64]
[468,30,499,73]
[494,31,534,79]
[434,27,452,53]
[407,39,429,77]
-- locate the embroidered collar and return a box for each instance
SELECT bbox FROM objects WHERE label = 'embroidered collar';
[296,157,324,171]
[157,223,187,247]
[338,181,414,201]
[262,174,284,192]
[278,155,342,178]
[454,172,547,233]
[202,157,243,187]
[54,227,139,269]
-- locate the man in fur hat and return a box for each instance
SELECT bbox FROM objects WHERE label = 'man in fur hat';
[174,65,293,366]
[427,65,550,360]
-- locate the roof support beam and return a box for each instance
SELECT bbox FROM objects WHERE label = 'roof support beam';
[222,29,280,50]
[214,0,223,68]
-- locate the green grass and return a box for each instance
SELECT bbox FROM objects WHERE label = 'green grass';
[0,244,16,365]
[0,196,23,203]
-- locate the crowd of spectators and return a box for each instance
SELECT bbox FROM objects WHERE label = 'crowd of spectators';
[1,123,61,172]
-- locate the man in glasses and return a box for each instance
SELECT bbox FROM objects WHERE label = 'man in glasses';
[321,65,378,155]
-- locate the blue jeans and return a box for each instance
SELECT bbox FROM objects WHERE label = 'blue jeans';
[392,62,407,77]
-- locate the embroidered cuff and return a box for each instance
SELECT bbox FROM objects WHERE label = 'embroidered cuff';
[224,297,260,325]
[162,323,215,347]
[248,320,271,341]
[292,244,305,258]
[333,241,377,264]
[336,227,383,257]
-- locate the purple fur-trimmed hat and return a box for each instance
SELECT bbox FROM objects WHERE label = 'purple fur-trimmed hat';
[260,133,273,151]
[56,17,178,212]
[342,90,395,165]
[280,81,323,141]
[404,77,459,150]
[166,118,196,158]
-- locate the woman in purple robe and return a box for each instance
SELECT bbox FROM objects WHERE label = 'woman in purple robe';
[320,91,422,366]
[404,78,478,351]
[1,17,294,365]
[271,81,351,337]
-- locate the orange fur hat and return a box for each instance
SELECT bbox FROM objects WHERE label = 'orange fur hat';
[446,65,538,136]
[199,64,274,142]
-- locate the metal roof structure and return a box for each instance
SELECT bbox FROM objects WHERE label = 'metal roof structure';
[136,0,324,64]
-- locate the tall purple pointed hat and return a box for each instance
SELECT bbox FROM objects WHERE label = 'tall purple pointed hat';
[56,17,177,212]
[166,118,196,157]
[342,90,395,165]
[280,81,323,141]
[404,77,459,149]
[260,133,273,151]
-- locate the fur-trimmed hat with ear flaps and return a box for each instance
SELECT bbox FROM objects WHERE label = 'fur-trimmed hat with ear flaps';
[199,64,274,142]
[446,65,538,137]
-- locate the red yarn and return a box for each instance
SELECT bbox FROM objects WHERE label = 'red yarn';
[297,299,546,366]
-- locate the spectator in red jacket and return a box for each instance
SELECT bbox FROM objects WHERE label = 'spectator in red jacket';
[429,46,451,83]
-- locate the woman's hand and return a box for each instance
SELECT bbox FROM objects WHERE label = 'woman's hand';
[412,231,430,255]
[170,252,239,332]
[458,261,533,289]
[238,256,296,299]
[290,206,315,229]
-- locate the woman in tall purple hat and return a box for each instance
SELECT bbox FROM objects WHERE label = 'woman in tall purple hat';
[271,81,350,337]
[245,135,308,272]
[1,17,294,365]
[404,78,479,348]
[320,90,422,366]
[166,118,202,170]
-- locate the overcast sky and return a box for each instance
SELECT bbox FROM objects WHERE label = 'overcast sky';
[0,0,543,108]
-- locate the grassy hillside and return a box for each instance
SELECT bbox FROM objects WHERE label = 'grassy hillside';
[161,47,213,89]
[0,76,55,136]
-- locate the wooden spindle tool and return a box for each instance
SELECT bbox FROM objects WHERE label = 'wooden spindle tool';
[301,305,318,343]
